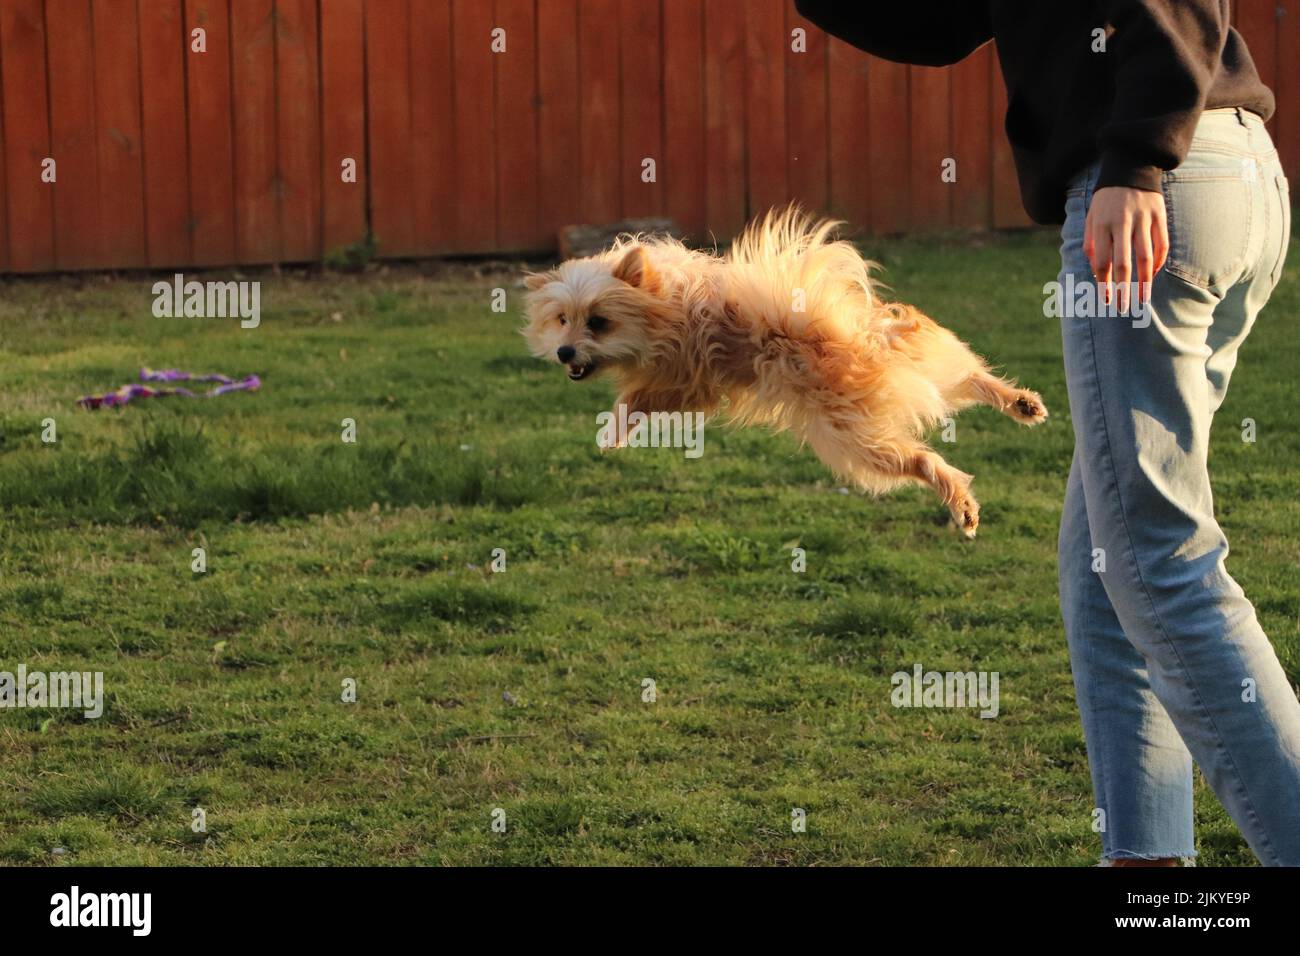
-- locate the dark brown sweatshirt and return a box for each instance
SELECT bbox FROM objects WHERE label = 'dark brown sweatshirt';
[793,1,1275,224]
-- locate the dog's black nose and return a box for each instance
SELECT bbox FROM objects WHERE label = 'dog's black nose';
[556,345,576,363]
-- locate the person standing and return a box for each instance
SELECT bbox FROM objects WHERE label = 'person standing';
[796,0,1298,866]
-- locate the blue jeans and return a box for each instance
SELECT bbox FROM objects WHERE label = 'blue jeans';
[1058,107,1299,865]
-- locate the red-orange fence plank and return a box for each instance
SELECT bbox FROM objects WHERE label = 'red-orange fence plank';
[662,0,705,239]
[92,0,148,268]
[703,0,746,239]
[784,2,829,215]
[620,0,664,220]
[185,0,237,265]
[364,0,414,257]
[827,42,873,233]
[0,38,7,273]
[578,0,622,224]
[1236,0,1277,135]
[319,0,366,257]
[864,57,909,235]
[950,42,992,230]
[230,0,279,264]
[46,0,103,270]
[1275,1,1300,187]
[138,0,191,268]
[496,0,543,250]
[538,0,581,245]
[451,0,497,252]
[909,66,951,230]
[409,0,456,254]
[276,0,322,262]
[745,0,788,217]
[0,0,56,273]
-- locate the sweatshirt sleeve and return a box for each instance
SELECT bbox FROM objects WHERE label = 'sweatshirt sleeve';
[793,1,992,67]
[1095,1,1230,193]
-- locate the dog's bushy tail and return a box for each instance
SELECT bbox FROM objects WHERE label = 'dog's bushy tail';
[726,204,879,341]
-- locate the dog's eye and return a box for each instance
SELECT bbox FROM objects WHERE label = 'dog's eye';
[557,315,568,327]
[587,315,608,333]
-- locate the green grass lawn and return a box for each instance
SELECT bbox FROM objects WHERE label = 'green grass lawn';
[1,230,1296,866]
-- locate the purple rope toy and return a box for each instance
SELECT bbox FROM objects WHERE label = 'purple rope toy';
[77,367,261,410]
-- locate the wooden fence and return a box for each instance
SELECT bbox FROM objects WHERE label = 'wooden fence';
[0,0,1296,273]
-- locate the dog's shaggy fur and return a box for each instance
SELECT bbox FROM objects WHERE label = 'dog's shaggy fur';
[523,208,1047,536]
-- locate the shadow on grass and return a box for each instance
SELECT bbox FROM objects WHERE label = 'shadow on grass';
[2,419,562,523]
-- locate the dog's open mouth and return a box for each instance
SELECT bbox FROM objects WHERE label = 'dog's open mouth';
[567,360,597,381]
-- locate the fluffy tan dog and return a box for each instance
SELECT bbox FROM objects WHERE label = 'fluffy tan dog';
[523,208,1047,537]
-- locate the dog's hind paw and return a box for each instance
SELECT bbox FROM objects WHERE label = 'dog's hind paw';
[950,492,980,539]
[1010,390,1048,426]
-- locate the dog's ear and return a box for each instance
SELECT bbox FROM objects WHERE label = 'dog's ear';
[612,246,657,292]
[523,271,554,292]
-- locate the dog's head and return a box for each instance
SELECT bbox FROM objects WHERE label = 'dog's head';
[522,245,662,382]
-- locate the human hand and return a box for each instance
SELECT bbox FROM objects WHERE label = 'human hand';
[1083,186,1169,313]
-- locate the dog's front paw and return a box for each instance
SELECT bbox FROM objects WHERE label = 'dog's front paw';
[1010,390,1048,426]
